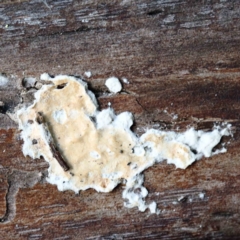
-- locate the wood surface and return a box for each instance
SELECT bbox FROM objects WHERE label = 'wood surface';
[1,0,240,239]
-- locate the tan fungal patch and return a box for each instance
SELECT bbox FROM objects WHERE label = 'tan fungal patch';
[17,74,232,213]
[143,133,194,169]
[18,76,153,192]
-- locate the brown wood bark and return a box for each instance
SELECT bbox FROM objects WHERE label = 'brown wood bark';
[0,0,240,239]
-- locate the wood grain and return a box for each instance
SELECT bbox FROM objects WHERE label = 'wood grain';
[0,0,240,239]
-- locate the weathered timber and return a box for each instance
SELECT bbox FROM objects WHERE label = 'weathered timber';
[0,0,240,239]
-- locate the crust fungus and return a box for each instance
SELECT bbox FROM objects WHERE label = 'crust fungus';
[17,74,232,213]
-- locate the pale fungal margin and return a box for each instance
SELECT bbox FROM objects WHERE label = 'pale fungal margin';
[17,74,232,214]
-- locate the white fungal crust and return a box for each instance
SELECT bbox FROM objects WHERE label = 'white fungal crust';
[0,75,9,86]
[105,77,122,93]
[17,74,232,214]
[84,71,92,78]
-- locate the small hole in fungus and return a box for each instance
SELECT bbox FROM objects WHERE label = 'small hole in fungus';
[32,139,38,145]
[56,83,67,89]
[120,150,124,154]
[36,112,44,124]
[127,162,131,166]
[134,188,141,194]
[89,116,95,122]
[191,149,197,154]
[28,120,34,124]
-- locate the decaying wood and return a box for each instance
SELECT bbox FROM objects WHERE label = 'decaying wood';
[0,0,240,239]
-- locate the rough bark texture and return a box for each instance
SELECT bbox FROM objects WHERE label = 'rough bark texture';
[1,0,240,239]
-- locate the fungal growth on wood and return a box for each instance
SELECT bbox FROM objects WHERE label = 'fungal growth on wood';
[17,74,232,214]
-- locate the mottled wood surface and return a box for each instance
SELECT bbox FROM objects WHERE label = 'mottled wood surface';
[1,0,240,239]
